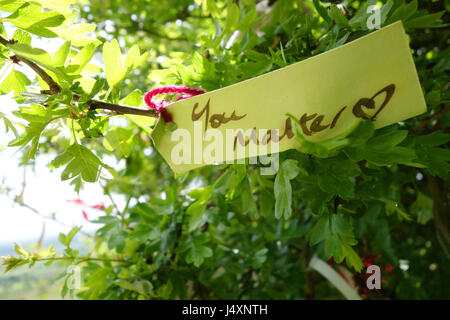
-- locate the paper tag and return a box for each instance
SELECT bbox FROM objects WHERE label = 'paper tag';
[151,21,426,174]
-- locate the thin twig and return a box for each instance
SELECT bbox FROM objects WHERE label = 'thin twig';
[6,194,92,237]
[38,256,130,264]
[414,105,450,132]
[116,24,191,42]
[0,35,158,118]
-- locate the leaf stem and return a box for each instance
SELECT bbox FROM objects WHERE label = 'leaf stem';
[0,61,12,83]
[104,86,113,101]
[38,256,130,264]
[71,118,78,144]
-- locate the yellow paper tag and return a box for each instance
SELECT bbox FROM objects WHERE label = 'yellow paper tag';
[151,21,426,174]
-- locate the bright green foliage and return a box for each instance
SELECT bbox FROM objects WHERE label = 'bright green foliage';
[344,128,417,165]
[275,159,300,219]
[0,68,30,96]
[50,143,116,182]
[9,104,69,159]
[410,192,433,225]
[5,2,65,37]
[103,39,149,89]
[309,214,363,271]
[0,0,449,300]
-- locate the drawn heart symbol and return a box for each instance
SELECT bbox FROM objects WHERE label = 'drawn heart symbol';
[352,84,396,121]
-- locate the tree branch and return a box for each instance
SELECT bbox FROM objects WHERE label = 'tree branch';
[117,24,191,42]
[414,105,450,132]
[0,35,158,118]
[427,174,450,258]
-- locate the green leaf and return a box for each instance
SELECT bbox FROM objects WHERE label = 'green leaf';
[204,0,220,18]
[308,215,332,246]
[120,89,142,106]
[382,197,412,221]
[21,92,50,104]
[186,244,213,267]
[124,44,149,73]
[299,184,334,214]
[344,129,416,165]
[48,23,102,47]
[186,186,214,231]
[33,0,75,15]
[12,29,31,44]
[38,244,56,258]
[116,280,154,296]
[78,114,109,138]
[341,244,364,272]
[313,0,331,24]
[5,2,66,37]
[7,42,52,65]
[124,44,140,70]
[103,39,125,88]
[0,111,18,137]
[411,132,450,178]
[58,226,81,247]
[120,91,156,133]
[328,5,348,27]
[50,143,116,182]
[0,69,31,96]
[309,214,363,272]
[66,43,95,74]
[410,192,433,225]
[317,156,360,199]
[14,243,29,257]
[6,42,68,81]
[103,126,137,157]
[0,0,26,13]
[9,105,69,159]
[274,159,300,219]
[251,248,269,269]
[404,11,445,29]
[225,165,247,199]
[348,0,377,28]
[224,1,240,33]
[288,114,367,158]
[386,0,418,25]
[52,41,71,67]
[241,175,257,217]
[242,51,273,77]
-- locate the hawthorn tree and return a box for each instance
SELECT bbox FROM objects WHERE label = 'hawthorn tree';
[0,0,449,299]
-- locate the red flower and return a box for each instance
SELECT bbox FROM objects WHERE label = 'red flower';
[82,210,89,222]
[67,199,84,205]
[89,204,105,210]
[67,199,105,222]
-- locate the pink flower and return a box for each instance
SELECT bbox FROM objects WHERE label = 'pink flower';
[67,199,105,222]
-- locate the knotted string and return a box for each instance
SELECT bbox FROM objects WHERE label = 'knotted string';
[144,85,205,123]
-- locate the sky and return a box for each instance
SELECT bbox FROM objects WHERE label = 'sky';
[0,26,113,253]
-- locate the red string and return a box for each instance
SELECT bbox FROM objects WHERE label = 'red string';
[144,85,205,122]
